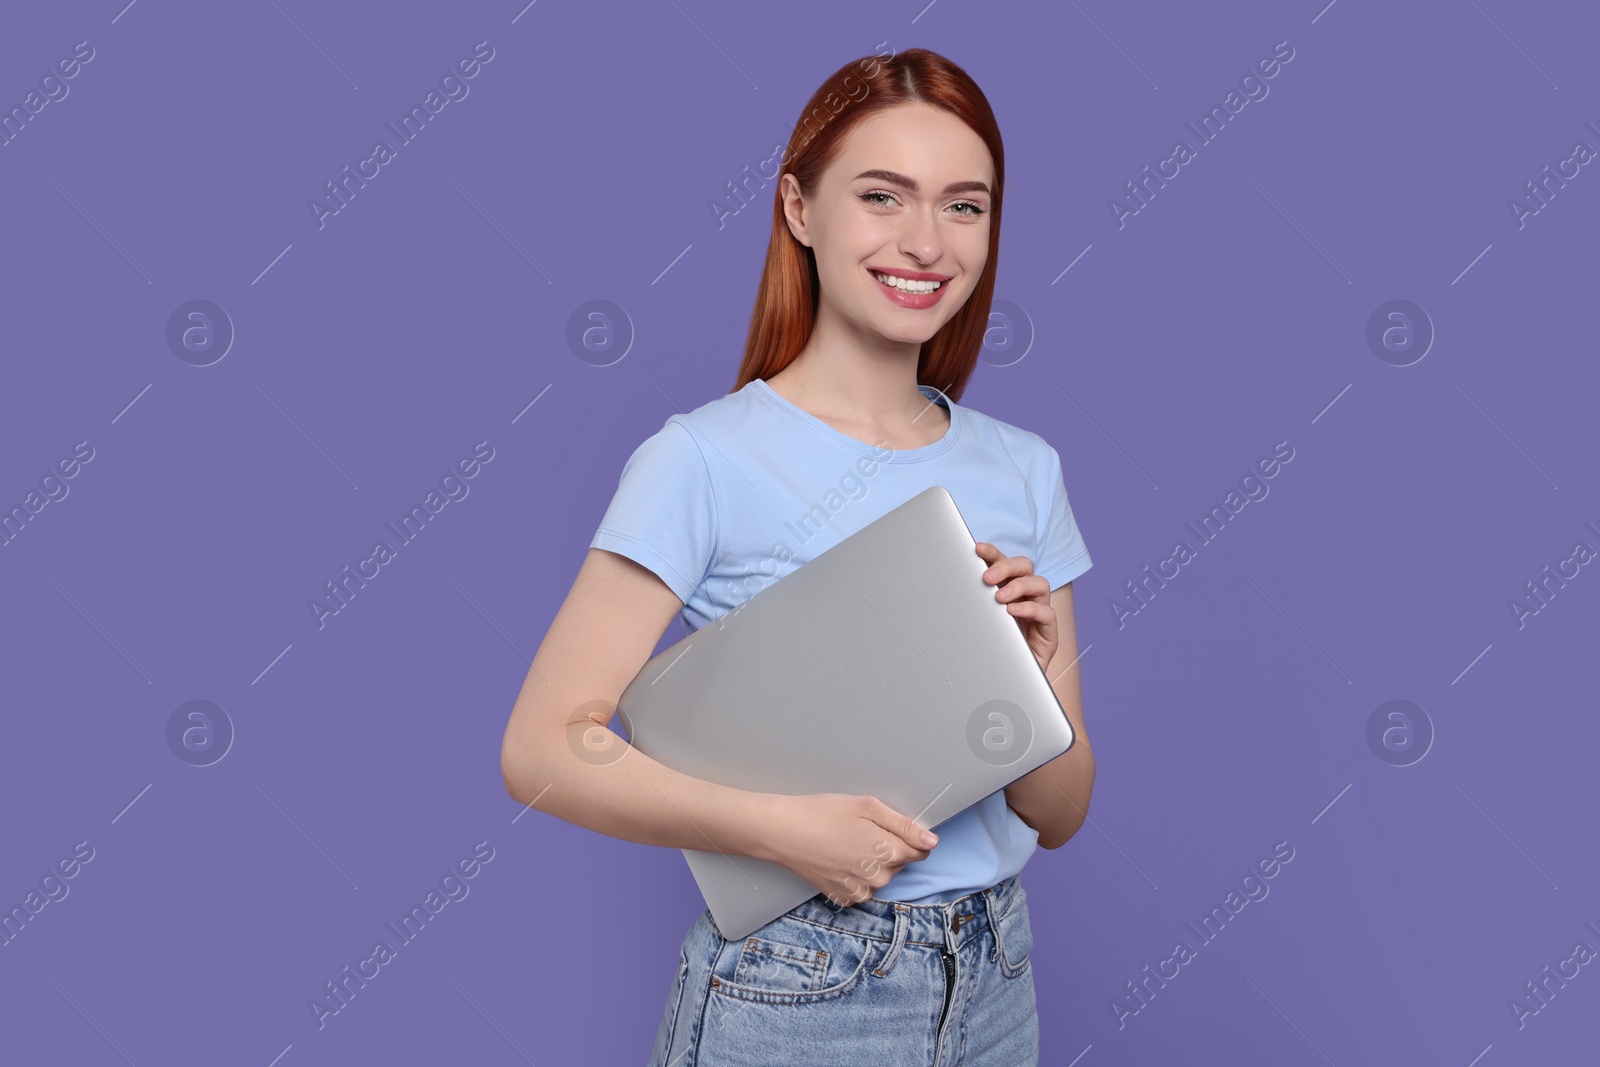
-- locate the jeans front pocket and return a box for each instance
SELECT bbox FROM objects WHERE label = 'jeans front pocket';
[992,886,1034,979]
[711,919,878,1006]
[733,935,829,991]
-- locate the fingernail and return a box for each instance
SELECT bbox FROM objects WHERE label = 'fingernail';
[923,831,938,846]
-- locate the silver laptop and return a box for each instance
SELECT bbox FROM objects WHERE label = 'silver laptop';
[614,485,1076,941]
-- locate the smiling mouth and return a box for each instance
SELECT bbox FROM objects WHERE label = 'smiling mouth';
[869,270,946,294]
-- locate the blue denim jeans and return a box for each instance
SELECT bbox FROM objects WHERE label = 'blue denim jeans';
[647,873,1038,1066]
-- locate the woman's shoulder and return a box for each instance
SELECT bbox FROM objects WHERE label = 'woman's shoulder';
[615,385,766,475]
[951,398,1059,467]
[652,381,771,445]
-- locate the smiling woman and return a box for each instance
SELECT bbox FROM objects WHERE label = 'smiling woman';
[500,47,1097,1067]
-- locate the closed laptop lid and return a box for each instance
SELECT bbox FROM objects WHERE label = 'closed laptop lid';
[616,485,1074,940]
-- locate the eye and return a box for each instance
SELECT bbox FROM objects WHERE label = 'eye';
[859,190,987,217]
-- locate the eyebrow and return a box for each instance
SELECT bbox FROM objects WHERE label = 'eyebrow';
[852,168,991,197]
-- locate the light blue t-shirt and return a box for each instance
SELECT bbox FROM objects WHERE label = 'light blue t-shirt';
[590,377,1092,903]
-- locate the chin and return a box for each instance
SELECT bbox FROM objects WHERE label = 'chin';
[875,321,943,346]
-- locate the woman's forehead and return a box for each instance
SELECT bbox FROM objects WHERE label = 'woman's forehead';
[831,106,993,186]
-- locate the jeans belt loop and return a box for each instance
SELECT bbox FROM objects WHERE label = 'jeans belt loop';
[873,903,910,978]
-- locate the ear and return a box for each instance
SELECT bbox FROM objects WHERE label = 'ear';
[780,174,811,248]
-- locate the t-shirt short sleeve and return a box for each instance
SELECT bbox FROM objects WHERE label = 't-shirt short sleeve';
[589,418,718,604]
[1035,443,1092,591]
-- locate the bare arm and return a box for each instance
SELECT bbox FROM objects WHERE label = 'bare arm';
[500,547,790,864]
[1003,582,1095,850]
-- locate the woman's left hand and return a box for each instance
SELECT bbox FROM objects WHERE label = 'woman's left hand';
[975,542,1057,675]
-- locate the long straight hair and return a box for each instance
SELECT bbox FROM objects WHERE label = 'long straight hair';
[730,48,1005,404]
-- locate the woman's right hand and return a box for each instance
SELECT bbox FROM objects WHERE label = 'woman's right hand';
[764,793,939,907]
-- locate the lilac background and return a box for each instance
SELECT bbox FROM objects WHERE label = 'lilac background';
[2,1,1596,1063]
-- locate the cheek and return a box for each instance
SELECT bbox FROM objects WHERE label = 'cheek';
[824,240,883,287]
[959,229,990,270]
[818,248,870,292]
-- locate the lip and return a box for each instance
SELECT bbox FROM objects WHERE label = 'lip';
[869,267,948,309]
[867,266,952,281]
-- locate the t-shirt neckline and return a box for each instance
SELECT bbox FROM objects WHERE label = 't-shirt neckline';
[748,378,961,463]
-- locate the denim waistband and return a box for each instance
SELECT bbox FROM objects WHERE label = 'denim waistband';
[722,874,1023,955]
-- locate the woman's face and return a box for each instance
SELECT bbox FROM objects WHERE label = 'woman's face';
[784,102,994,348]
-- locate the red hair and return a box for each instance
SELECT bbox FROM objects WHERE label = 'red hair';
[730,47,1005,404]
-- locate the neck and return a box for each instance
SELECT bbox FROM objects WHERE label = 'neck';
[778,302,939,422]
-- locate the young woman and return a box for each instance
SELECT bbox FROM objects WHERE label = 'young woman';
[501,47,1095,1066]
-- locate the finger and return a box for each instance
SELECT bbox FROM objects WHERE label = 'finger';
[874,797,939,850]
[977,548,1035,585]
[975,543,1018,578]
[1005,599,1056,625]
[995,573,1051,603]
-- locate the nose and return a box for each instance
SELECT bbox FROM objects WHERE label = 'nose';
[894,209,943,265]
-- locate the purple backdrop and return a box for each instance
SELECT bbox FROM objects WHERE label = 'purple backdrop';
[2,1,1595,1064]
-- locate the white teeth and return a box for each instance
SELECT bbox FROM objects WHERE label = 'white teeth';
[873,271,942,293]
